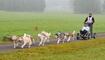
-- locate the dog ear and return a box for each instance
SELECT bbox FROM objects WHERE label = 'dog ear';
[23,33,27,37]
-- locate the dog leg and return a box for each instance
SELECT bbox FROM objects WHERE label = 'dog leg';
[67,36,71,42]
[46,38,50,42]
[39,37,44,46]
[42,40,45,46]
[28,40,32,48]
[13,41,16,48]
[72,36,75,40]
[57,38,61,44]
[21,42,26,48]
[42,37,47,46]
[14,41,19,48]
[63,36,67,43]
[39,40,43,46]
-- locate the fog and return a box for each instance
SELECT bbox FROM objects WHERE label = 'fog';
[0,0,105,13]
[45,0,73,12]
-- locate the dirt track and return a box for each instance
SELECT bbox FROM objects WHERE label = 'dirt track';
[0,33,105,52]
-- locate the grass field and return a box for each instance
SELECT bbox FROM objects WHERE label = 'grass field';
[0,11,105,60]
[0,11,105,41]
[0,38,105,60]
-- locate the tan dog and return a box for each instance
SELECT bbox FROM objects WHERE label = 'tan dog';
[12,33,33,48]
[38,31,51,46]
[64,31,76,42]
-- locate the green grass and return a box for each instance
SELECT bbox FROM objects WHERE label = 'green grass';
[0,11,105,60]
[0,38,105,60]
[0,11,105,41]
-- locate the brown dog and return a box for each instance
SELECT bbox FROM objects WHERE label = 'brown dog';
[64,31,76,42]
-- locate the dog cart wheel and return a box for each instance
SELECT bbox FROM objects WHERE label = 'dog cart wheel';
[76,33,80,40]
[92,33,96,39]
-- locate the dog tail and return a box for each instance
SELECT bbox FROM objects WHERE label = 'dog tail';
[72,30,76,35]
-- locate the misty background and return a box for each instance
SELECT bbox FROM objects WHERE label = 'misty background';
[0,0,105,13]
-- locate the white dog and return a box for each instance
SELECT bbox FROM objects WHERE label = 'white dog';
[12,33,33,48]
[38,31,51,46]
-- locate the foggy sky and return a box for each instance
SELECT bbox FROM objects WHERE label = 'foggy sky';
[45,0,105,12]
[45,0,73,11]
[0,0,104,12]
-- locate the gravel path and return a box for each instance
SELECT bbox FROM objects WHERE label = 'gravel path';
[0,33,105,52]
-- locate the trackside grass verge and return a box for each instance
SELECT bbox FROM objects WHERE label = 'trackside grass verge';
[0,38,105,60]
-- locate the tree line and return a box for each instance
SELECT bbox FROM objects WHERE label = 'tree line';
[0,0,105,13]
[73,0,105,13]
[0,0,45,12]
